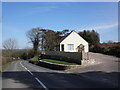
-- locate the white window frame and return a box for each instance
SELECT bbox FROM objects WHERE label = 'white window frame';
[67,44,74,50]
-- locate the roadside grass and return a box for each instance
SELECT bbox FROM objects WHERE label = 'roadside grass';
[31,57,39,61]
[0,66,1,72]
[41,59,78,65]
[0,59,20,72]
[0,62,12,72]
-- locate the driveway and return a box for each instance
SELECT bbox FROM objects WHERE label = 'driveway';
[64,52,119,87]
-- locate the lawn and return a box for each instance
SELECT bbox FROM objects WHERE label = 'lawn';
[31,57,39,61]
[42,59,78,65]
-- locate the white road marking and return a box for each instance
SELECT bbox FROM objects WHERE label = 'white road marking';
[20,61,34,76]
[35,77,48,90]
[20,61,48,90]
[27,69,34,76]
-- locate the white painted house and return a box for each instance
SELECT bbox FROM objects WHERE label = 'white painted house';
[59,31,89,52]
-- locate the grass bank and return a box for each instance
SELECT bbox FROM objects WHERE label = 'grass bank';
[31,57,40,61]
[41,59,78,65]
[0,62,12,72]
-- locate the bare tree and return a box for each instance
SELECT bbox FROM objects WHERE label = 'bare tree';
[3,38,17,50]
[2,38,17,60]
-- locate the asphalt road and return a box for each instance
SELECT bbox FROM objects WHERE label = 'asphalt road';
[2,60,115,89]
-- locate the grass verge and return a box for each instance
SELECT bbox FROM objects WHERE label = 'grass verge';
[42,59,78,65]
[0,62,12,72]
[31,57,39,61]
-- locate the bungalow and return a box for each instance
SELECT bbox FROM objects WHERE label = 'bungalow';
[58,30,89,52]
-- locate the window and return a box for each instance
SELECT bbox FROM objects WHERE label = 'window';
[67,44,74,50]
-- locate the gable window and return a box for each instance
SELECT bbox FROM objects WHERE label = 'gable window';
[67,44,74,50]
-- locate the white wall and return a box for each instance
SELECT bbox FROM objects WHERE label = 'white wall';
[60,31,89,52]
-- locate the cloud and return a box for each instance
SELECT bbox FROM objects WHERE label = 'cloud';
[80,23,118,31]
[32,6,57,12]
[20,5,58,16]
[12,5,58,18]
[32,6,57,10]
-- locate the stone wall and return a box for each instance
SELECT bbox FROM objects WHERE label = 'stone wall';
[41,51,82,64]
[29,60,80,70]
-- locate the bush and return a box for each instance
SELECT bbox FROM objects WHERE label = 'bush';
[2,49,42,60]
[20,49,34,60]
[108,46,120,57]
[20,49,42,60]
[91,44,120,58]
[2,56,12,65]
[90,44,102,53]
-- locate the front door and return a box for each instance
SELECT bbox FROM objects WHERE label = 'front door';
[61,44,64,51]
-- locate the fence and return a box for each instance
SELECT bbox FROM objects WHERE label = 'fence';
[41,51,82,64]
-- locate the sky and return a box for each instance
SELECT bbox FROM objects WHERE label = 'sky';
[2,2,118,49]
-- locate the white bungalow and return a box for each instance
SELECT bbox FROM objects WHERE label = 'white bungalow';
[59,30,89,52]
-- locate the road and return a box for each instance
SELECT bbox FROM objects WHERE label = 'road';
[2,60,115,89]
[66,52,119,87]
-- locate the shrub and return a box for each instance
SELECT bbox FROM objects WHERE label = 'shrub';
[90,44,102,53]
[108,46,120,57]
[20,49,34,60]
[91,43,120,58]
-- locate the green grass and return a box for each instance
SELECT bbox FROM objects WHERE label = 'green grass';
[42,59,78,65]
[0,62,12,72]
[31,57,39,61]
